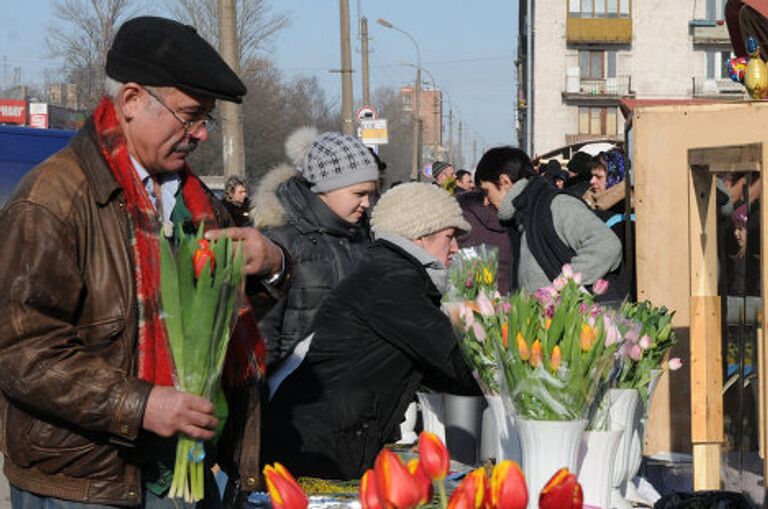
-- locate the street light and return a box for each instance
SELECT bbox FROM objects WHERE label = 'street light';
[377,18,422,181]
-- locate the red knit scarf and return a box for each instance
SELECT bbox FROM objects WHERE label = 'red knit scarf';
[93,97,265,387]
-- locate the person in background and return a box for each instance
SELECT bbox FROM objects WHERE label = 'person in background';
[431,160,456,188]
[455,169,475,192]
[262,182,480,480]
[475,146,621,295]
[541,159,569,189]
[456,190,513,294]
[583,150,628,221]
[223,175,252,226]
[0,16,286,508]
[564,151,592,197]
[251,127,379,371]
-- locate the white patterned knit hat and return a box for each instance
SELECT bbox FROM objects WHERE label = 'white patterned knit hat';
[371,183,471,239]
[290,130,379,193]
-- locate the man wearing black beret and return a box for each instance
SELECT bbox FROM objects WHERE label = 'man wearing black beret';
[0,16,287,508]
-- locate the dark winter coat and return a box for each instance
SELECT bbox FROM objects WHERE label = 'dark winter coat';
[261,239,480,480]
[257,172,370,369]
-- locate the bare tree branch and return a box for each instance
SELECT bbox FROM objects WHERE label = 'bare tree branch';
[164,0,289,65]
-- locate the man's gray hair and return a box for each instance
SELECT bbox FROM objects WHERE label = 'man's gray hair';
[104,77,125,100]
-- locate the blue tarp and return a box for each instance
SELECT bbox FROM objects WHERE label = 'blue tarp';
[0,125,75,205]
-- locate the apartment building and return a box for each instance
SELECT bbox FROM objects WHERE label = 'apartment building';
[518,0,740,156]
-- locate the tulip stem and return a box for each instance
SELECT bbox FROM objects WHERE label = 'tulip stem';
[437,480,448,509]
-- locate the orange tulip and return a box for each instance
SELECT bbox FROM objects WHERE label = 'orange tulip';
[488,461,527,509]
[530,339,542,368]
[407,459,434,506]
[545,318,552,330]
[418,431,450,481]
[360,469,383,509]
[538,468,583,509]
[447,485,473,509]
[580,324,595,352]
[263,463,308,509]
[501,322,509,347]
[517,332,529,361]
[374,449,422,509]
[192,238,215,278]
[550,345,562,373]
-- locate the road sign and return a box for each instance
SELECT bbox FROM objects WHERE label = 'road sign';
[359,119,388,145]
[356,105,378,121]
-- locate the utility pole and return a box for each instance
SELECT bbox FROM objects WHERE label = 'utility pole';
[360,17,371,107]
[412,69,422,180]
[433,89,441,157]
[217,0,245,177]
[472,138,478,170]
[339,0,355,135]
[457,121,463,169]
[448,109,454,165]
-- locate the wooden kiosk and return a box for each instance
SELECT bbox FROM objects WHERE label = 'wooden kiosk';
[631,100,768,490]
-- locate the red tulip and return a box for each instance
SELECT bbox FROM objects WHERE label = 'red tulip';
[450,468,486,509]
[417,431,450,481]
[447,485,474,509]
[263,463,308,509]
[407,459,434,505]
[360,469,383,509]
[374,449,422,509]
[192,238,215,277]
[538,468,583,509]
[488,461,527,509]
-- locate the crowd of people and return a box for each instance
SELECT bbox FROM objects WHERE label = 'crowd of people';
[0,14,652,509]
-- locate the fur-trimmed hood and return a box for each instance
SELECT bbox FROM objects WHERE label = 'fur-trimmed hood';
[250,163,298,228]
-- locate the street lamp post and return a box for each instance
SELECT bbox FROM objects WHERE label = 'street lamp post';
[401,63,442,162]
[377,18,422,181]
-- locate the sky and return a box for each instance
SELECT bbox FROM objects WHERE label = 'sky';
[0,0,519,156]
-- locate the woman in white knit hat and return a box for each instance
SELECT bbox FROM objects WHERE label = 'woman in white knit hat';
[251,127,383,371]
[262,183,481,480]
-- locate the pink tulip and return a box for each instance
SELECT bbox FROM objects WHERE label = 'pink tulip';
[562,264,574,278]
[629,343,643,361]
[462,304,475,330]
[472,322,486,343]
[639,335,651,350]
[668,358,683,371]
[477,293,495,317]
[553,276,567,291]
[603,316,619,346]
[572,272,583,285]
[593,278,609,295]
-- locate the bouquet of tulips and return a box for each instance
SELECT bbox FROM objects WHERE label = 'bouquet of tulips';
[494,266,619,421]
[612,300,681,403]
[445,245,500,302]
[159,227,243,501]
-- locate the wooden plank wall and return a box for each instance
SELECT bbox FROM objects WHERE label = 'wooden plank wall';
[633,102,768,460]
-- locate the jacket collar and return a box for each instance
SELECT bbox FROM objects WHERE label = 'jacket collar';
[277,176,364,239]
[70,117,122,206]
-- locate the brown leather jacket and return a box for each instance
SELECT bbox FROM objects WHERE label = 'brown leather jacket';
[0,120,275,506]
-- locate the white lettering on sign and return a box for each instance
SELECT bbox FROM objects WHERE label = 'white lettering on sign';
[0,106,24,117]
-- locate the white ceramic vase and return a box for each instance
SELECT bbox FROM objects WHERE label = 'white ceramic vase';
[416,391,446,443]
[397,401,419,445]
[484,394,522,463]
[516,418,587,509]
[606,388,640,509]
[577,429,623,509]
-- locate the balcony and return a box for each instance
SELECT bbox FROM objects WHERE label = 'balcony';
[563,75,633,103]
[565,133,623,146]
[566,17,632,44]
[691,77,746,98]
[690,20,730,45]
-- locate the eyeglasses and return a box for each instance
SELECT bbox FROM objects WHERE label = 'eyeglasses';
[143,86,217,135]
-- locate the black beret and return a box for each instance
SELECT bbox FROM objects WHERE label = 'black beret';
[106,16,247,103]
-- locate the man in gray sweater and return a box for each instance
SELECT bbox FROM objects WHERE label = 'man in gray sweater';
[475,146,622,294]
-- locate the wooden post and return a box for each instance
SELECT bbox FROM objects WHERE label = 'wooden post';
[688,163,723,490]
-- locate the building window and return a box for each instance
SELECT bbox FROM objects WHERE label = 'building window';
[569,0,630,18]
[579,50,617,78]
[706,50,735,79]
[579,107,619,136]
